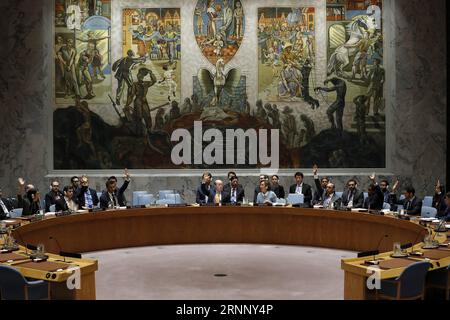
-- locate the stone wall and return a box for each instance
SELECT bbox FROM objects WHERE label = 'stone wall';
[0,0,446,203]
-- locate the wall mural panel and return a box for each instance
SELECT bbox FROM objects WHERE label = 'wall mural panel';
[54,0,112,104]
[52,0,385,170]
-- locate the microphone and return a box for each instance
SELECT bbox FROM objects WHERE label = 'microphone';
[49,236,81,263]
[358,234,389,263]
[49,236,67,262]
[14,229,33,256]
[373,234,389,261]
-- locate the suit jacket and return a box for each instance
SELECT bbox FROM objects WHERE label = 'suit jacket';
[289,183,313,205]
[272,185,285,199]
[223,183,243,194]
[99,180,130,209]
[321,193,342,208]
[196,183,213,204]
[17,194,39,216]
[44,190,64,212]
[55,197,79,212]
[433,193,447,218]
[0,198,13,219]
[341,189,365,208]
[363,185,384,210]
[389,194,423,216]
[227,186,245,204]
[208,190,231,205]
[313,178,326,205]
[76,187,99,208]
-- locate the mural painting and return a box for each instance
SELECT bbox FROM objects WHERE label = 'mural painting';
[54,0,112,105]
[53,0,386,170]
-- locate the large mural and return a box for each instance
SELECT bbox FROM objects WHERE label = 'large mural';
[53,0,385,170]
[54,0,112,105]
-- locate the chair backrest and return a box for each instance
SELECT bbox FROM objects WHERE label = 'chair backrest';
[276,198,287,205]
[421,206,437,218]
[287,193,304,205]
[423,196,433,208]
[382,202,391,210]
[159,190,177,199]
[138,194,155,206]
[9,208,23,218]
[0,266,27,300]
[396,261,430,299]
[335,192,343,199]
[399,194,405,201]
[165,193,183,204]
[49,205,56,213]
[132,191,148,206]
[156,199,176,205]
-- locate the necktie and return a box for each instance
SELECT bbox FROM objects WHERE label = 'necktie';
[85,190,93,208]
[231,189,236,203]
[215,193,220,204]
[348,191,353,202]
[0,200,9,214]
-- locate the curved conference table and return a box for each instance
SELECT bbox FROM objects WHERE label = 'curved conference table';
[14,206,427,254]
[12,206,435,300]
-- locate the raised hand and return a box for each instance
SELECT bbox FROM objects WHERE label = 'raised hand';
[18,177,25,186]
[435,179,441,193]
[312,164,318,176]
[392,179,400,193]
[124,168,131,181]
[369,173,376,181]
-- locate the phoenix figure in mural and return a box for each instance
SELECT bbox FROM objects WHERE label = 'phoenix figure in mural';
[197,58,241,107]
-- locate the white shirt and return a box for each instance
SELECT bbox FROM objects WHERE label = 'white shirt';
[0,199,9,214]
[65,196,78,212]
[230,188,237,203]
[295,183,303,194]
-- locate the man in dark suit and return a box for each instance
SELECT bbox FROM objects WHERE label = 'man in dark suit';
[341,179,364,208]
[364,174,387,210]
[105,169,131,207]
[312,165,329,205]
[209,180,231,205]
[289,172,313,206]
[44,180,64,212]
[440,192,450,221]
[100,178,130,209]
[433,180,447,217]
[321,183,342,209]
[55,186,79,212]
[0,188,14,220]
[388,183,423,216]
[76,175,99,209]
[224,171,242,193]
[196,172,213,204]
[271,175,285,199]
[228,176,245,204]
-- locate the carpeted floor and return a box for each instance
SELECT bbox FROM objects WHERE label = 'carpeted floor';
[84,244,355,300]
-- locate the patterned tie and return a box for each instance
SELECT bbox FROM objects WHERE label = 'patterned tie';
[85,190,93,208]
[215,193,220,205]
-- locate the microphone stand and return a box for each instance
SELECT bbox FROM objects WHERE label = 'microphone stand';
[49,236,71,263]
[373,234,389,262]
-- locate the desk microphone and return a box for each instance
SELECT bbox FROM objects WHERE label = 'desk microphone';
[49,236,81,263]
[49,236,68,263]
[373,234,389,261]
[14,229,32,256]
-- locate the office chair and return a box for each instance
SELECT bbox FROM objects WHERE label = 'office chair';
[0,265,50,300]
